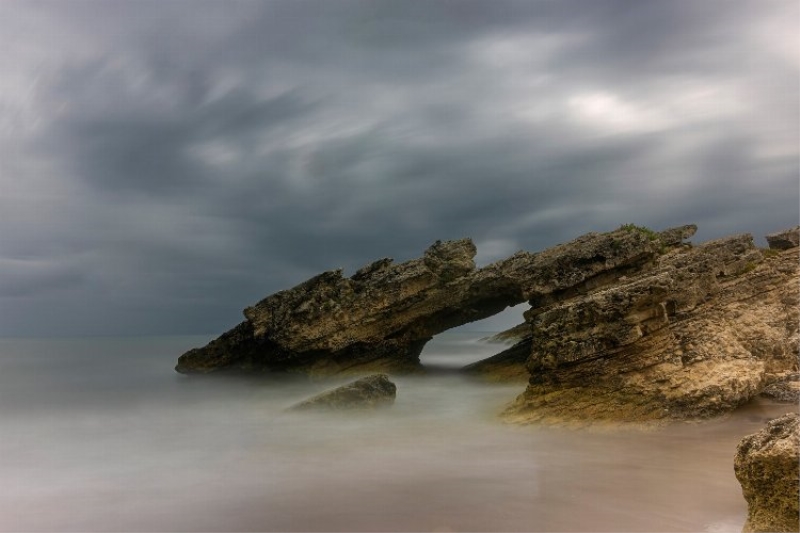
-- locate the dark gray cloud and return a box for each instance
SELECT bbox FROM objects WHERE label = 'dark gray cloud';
[0,0,797,336]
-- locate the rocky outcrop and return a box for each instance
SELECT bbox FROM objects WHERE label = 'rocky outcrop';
[177,221,797,425]
[288,374,397,411]
[177,224,696,376]
[502,229,799,425]
[766,226,800,251]
[734,412,800,533]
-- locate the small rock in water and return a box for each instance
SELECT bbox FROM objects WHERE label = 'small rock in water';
[288,374,397,411]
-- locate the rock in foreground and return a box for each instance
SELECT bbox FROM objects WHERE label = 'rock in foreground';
[734,412,800,533]
[288,374,397,411]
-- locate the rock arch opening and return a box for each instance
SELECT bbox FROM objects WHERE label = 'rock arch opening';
[418,305,528,370]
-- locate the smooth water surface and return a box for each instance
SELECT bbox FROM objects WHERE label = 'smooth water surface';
[0,334,795,532]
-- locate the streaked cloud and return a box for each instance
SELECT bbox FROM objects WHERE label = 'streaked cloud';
[0,0,796,336]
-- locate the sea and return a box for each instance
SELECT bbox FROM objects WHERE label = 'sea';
[0,331,795,532]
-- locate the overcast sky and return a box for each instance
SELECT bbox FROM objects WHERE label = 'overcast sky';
[1,0,798,336]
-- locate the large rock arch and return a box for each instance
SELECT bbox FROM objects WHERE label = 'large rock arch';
[176,224,696,376]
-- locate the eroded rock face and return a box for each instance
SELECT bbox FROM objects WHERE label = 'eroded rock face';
[503,231,799,425]
[288,374,397,411]
[734,412,800,533]
[177,224,695,376]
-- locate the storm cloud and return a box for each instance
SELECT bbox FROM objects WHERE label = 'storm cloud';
[1,0,797,336]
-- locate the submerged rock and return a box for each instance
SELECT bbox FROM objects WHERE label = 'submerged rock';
[177,224,695,376]
[288,374,397,411]
[503,229,799,425]
[734,412,800,533]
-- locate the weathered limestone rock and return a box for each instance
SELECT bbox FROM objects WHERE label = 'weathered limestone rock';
[766,226,800,250]
[178,220,795,425]
[288,374,397,411]
[734,412,800,533]
[503,230,799,425]
[177,224,695,375]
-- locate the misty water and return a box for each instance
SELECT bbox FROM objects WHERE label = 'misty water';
[0,333,795,532]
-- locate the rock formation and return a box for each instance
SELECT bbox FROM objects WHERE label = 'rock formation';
[176,222,797,425]
[734,412,800,533]
[288,374,397,411]
[177,224,695,376]
[502,227,799,425]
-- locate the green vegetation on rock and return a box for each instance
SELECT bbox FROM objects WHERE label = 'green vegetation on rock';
[619,223,659,241]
